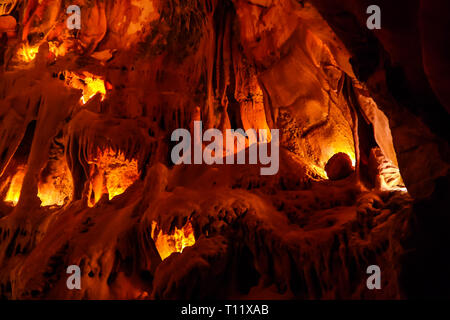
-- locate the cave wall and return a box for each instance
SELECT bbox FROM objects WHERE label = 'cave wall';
[0,0,448,299]
[307,0,450,298]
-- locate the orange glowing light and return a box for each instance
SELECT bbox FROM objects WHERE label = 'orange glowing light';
[3,166,26,205]
[3,162,72,207]
[322,151,355,180]
[17,43,39,62]
[88,147,140,206]
[151,221,196,260]
[48,41,67,58]
[0,0,18,16]
[350,155,356,167]
[80,76,106,104]
[315,144,356,180]
[38,160,73,207]
[100,148,139,200]
[326,145,356,167]
[63,71,106,104]
[18,41,66,63]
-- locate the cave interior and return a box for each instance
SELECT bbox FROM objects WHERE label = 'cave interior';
[0,0,449,299]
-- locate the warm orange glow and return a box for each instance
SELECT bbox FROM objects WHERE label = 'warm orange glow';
[38,160,73,207]
[88,147,140,206]
[151,221,196,260]
[323,150,355,180]
[311,164,328,179]
[3,166,26,205]
[48,41,67,58]
[0,0,17,16]
[63,71,107,104]
[3,162,72,207]
[80,76,106,104]
[99,148,139,200]
[4,150,134,208]
[330,149,355,167]
[17,43,39,62]
[17,41,66,63]
[350,155,356,167]
[325,144,356,167]
[315,144,356,180]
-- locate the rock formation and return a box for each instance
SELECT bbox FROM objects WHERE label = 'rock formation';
[0,0,448,299]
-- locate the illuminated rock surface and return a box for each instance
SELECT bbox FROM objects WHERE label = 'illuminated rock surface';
[0,0,448,299]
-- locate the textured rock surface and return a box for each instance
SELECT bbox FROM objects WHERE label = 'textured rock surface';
[0,0,447,299]
[325,153,354,180]
[309,0,450,297]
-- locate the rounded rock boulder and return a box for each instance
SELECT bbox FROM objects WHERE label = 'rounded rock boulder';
[325,152,354,180]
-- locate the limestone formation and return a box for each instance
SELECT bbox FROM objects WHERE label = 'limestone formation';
[0,0,447,299]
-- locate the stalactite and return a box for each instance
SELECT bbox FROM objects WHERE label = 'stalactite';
[343,74,361,182]
[0,0,443,300]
